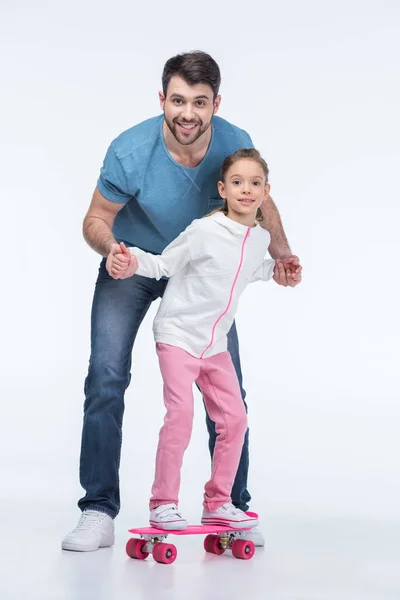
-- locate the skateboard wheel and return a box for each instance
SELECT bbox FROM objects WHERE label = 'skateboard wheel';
[232,539,255,560]
[204,534,226,555]
[153,542,177,564]
[126,538,149,560]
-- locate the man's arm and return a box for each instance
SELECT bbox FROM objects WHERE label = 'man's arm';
[83,187,126,257]
[259,195,291,259]
[259,194,302,287]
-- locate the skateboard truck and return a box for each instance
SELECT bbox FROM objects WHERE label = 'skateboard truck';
[140,533,168,554]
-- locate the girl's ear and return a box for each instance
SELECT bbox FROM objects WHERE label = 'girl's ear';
[264,183,271,199]
[218,180,226,198]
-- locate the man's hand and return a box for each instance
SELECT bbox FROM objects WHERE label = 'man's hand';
[106,242,138,279]
[273,255,302,287]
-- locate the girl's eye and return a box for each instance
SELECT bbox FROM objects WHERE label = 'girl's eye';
[233,180,241,185]
[253,181,260,186]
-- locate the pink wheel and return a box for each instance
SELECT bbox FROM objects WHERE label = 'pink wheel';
[204,534,225,555]
[232,538,255,560]
[126,538,149,560]
[153,542,177,564]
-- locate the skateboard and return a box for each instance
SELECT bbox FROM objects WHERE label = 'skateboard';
[126,523,256,564]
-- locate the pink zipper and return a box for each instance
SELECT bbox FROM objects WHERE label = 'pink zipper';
[200,227,251,359]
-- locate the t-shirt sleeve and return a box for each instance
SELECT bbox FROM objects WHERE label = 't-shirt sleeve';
[241,128,254,149]
[97,143,132,204]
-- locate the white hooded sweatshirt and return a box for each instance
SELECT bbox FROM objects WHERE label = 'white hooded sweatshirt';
[129,212,275,359]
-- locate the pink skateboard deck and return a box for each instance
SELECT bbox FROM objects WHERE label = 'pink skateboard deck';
[128,524,251,536]
[126,522,256,564]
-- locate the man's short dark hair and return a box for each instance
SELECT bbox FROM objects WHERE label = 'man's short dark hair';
[162,51,221,100]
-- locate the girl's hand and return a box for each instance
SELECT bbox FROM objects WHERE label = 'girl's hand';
[106,242,132,279]
[116,242,139,279]
[118,252,139,279]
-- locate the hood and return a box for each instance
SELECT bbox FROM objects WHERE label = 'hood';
[209,211,260,238]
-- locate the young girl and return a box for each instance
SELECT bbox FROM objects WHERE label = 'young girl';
[109,149,276,531]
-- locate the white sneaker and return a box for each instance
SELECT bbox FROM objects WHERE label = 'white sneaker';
[62,510,115,552]
[150,503,188,530]
[201,502,259,529]
[241,525,265,547]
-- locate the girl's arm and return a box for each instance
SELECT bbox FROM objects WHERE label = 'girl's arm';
[130,229,191,280]
[251,259,276,283]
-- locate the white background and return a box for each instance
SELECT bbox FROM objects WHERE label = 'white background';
[1,0,399,533]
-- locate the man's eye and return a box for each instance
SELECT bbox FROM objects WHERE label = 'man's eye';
[173,99,183,105]
[197,101,206,107]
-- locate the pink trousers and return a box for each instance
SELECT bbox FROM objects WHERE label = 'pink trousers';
[150,343,248,511]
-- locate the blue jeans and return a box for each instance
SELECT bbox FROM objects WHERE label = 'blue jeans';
[78,259,251,518]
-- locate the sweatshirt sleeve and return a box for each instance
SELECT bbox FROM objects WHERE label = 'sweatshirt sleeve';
[251,259,276,282]
[129,229,191,280]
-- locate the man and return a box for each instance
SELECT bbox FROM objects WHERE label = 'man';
[62,51,302,552]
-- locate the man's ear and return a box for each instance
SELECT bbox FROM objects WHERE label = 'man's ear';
[213,95,221,115]
[159,91,165,111]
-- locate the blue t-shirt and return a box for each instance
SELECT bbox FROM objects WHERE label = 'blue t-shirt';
[97,114,253,254]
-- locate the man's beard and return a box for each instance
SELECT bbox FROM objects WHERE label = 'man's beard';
[164,114,211,146]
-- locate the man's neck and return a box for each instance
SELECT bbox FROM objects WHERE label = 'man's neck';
[162,121,212,168]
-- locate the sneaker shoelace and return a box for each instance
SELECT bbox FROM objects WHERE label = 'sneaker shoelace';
[75,511,107,531]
